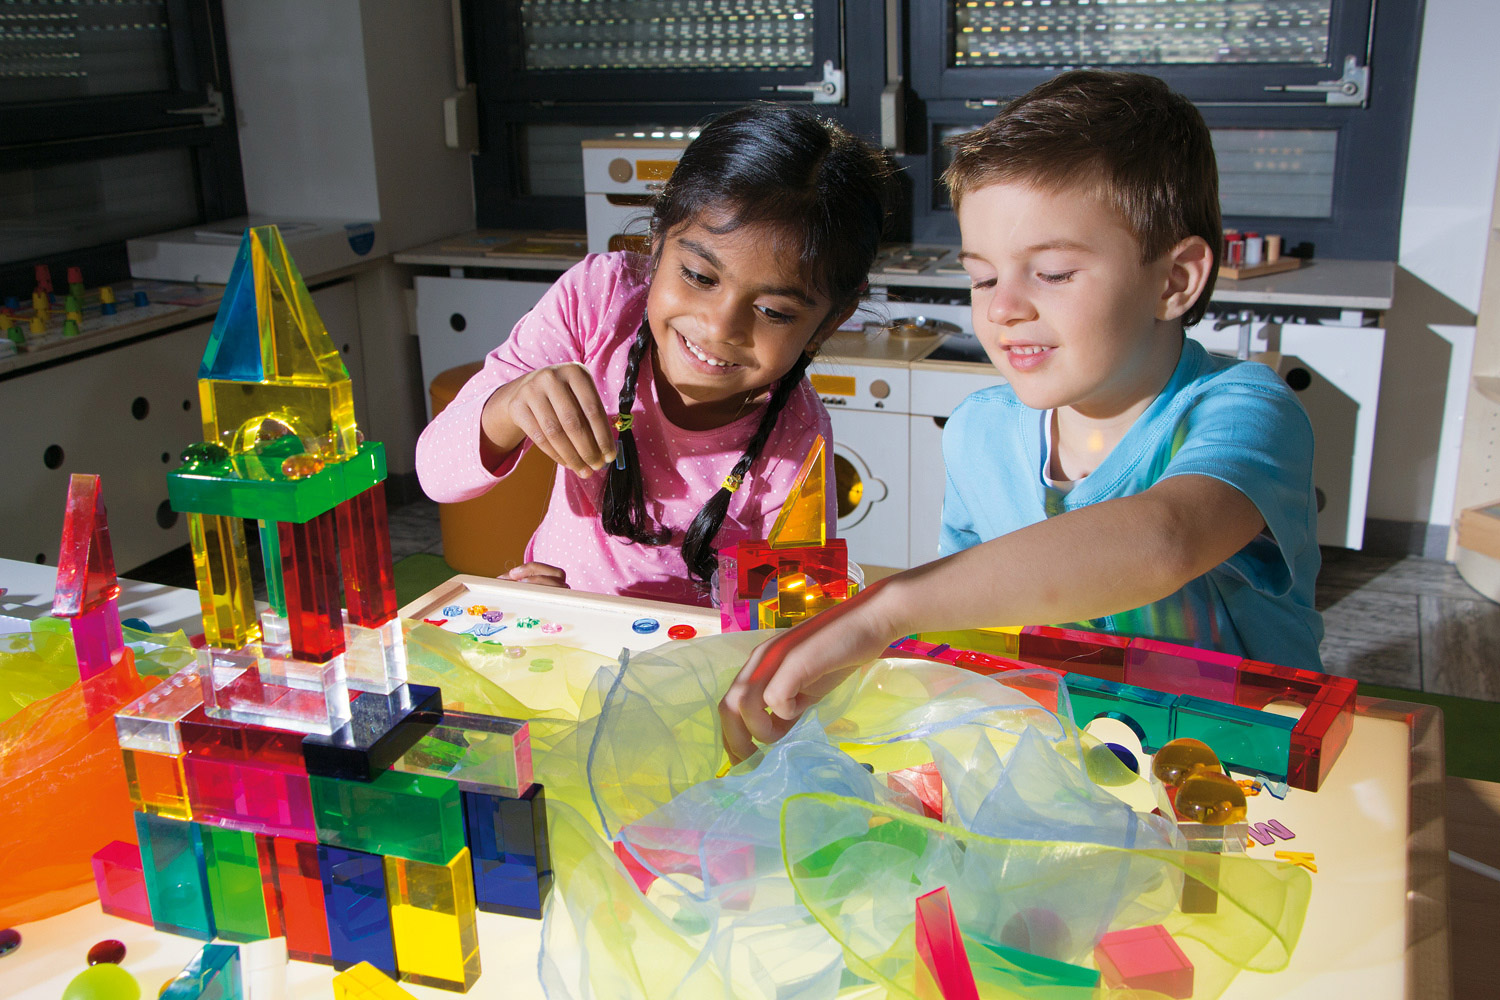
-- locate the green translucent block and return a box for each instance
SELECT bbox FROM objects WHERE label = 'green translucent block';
[1065,675,1176,752]
[791,817,928,880]
[975,938,1101,991]
[169,441,387,524]
[188,512,259,649]
[390,712,532,797]
[310,768,465,866]
[258,520,286,617]
[135,812,215,940]
[1172,695,1295,782]
[200,824,272,942]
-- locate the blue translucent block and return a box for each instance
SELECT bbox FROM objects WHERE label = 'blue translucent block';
[135,812,216,940]
[318,844,397,976]
[200,233,265,382]
[161,943,242,1000]
[463,785,552,919]
[1065,674,1176,752]
[1172,695,1295,782]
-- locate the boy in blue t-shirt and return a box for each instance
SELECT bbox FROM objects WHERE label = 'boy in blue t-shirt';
[721,70,1323,760]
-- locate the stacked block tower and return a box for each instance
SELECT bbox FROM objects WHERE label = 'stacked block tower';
[719,435,855,631]
[88,225,552,995]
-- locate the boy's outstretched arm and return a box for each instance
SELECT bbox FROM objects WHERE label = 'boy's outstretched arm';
[719,473,1264,761]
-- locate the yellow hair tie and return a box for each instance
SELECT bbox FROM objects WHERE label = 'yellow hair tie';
[722,473,743,494]
[613,414,633,433]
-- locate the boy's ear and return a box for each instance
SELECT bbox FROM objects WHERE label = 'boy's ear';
[1157,236,1214,322]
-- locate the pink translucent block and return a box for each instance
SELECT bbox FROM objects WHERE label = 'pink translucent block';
[1235,659,1356,793]
[53,473,120,617]
[1124,637,1242,701]
[914,886,979,1000]
[91,840,152,925]
[71,597,127,680]
[1094,924,1194,998]
[183,752,317,841]
[196,642,352,736]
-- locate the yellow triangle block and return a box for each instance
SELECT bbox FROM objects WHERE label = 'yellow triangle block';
[252,224,348,385]
[768,435,826,549]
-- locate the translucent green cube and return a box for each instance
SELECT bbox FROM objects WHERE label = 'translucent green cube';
[310,769,465,866]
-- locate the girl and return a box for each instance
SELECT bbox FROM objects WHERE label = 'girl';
[415,104,890,606]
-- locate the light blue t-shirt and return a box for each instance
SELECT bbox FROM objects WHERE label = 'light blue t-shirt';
[939,338,1324,670]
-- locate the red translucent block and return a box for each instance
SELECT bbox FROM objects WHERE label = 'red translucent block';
[914,886,979,1000]
[184,752,317,841]
[258,835,334,964]
[888,762,943,820]
[279,509,346,662]
[91,840,152,925]
[53,473,120,617]
[735,538,847,602]
[613,826,756,904]
[1236,660,1357,792]
[1017,626,1129,683]
[1124,637,1242,701]
[179,705,308,771]
[1093,924,1194,998]
[336,483,398,628]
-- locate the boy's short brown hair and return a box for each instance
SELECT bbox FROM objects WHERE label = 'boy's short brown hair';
[944,71,1220,327]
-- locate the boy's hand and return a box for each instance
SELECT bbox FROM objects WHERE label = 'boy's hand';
[719,582,901,762]
[501,562,570,589]
[481,363,617,478]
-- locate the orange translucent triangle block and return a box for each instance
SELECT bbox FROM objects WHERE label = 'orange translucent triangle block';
[767,435,826,549]
[914,886,979,1000]
[53,473,120,617]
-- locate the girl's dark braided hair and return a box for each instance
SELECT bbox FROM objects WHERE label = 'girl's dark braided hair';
[601,102,891,584]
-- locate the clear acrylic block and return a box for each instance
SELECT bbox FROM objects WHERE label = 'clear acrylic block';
[115,666,205,755]
[344,616,408,695]
[196,641,352,736]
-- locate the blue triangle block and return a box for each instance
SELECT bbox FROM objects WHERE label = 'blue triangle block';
[199,232,265,381]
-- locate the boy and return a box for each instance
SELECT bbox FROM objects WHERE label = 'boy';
[721,71,1323,760]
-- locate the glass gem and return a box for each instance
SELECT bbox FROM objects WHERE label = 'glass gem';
[1150,737,1221,788]
[88,939,127,965]
[667,624,697,640]
[631,618,660,634]
[1174,770,1248,825]
[0,927,18,956]
[281,453,324,479]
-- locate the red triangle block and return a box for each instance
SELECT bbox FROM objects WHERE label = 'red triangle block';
[53,474,120,617]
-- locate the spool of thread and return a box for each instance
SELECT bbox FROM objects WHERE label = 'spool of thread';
[1265,234,1282,263]
[1244,233,1263,267]
[1226,235,1245,269]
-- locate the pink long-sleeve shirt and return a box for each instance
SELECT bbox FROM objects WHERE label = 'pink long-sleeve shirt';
[415,252,835,607]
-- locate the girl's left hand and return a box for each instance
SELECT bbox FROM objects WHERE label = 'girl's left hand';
[501,562,570,589]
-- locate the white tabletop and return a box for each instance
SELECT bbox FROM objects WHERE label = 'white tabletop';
[0,557,204,637]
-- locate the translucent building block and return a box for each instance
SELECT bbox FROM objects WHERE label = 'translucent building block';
[259,521,286,618]
[123,747,192,819]
[260,609,290,646]
[311,768,465,866]
[918,626,1021,661]
[1017,625,1129,682]
[914,887,979,1000]
[303,683,442,782]
[92,840,152,925]
[1094,925,1193,998]
[384,847,481,991]
[136,812,216,940]
[197,641,352,737]
[1171,695,1295,783]
[337,484,398,628]
[344,618,409,696]
[161,942,242,1000]
[168,441,388,524]
[1063,674,1176,752]
[768,434,826,549]
[189,512,260,649]
[237,936,290,1000]
[52,473,119,617]
[887,762,943,820]
[201,825,272,942]
[1125,637,1243,701]
[279,509,345,663]
[197,226,357,461]
[392,711,533,797]
[179,705,307,770]
[319,845,398,977]
[258,836,333,965]
[736,538,847,602]
[1236,660,1356,792]
[612,825,754,903]
[183,752,317,842]
[462,785,552,919]
[69,601,129,681]
[332,963,417,1000]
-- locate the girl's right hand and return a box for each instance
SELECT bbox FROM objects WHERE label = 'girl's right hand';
[480,362,617,478]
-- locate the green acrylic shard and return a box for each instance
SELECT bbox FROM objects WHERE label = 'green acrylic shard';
[168,440,387,524]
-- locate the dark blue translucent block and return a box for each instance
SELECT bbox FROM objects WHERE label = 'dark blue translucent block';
[462,785,552,919]
[317,844,396,975]
[135,812,216,941]
[160,942,242,1000]
[302,683,443,782]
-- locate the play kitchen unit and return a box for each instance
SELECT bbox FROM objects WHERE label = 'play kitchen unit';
[398,140,1394,572]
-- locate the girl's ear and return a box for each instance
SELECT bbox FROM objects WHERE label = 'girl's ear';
[808,301,860,355]
[1157,236,1214,322]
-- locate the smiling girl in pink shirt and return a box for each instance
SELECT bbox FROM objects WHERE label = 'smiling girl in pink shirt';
[416,104,890,606]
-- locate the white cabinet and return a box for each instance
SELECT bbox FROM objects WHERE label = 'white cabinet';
[412,276,554,417]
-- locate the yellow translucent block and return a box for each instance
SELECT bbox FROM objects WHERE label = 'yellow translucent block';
[122,748,191,820]
[188,512,260,648]
[768,435,827,549]
[384,847,480,992]
[332,962,418,1000]
[252,226,348,383]
[917,626,1021,659]
[200,378,358,465]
